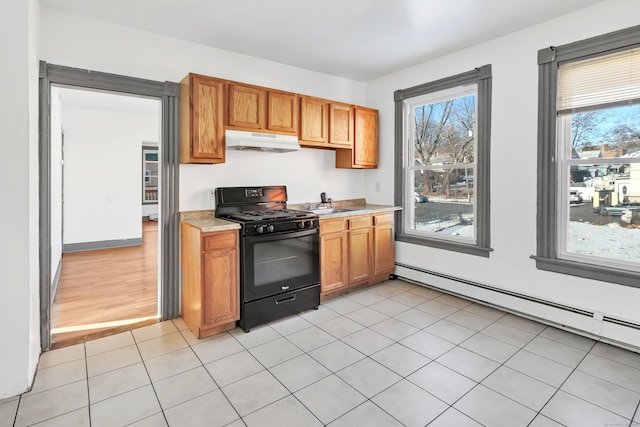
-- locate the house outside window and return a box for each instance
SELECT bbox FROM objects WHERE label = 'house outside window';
[535,25,640,287]
[394,65,492,257]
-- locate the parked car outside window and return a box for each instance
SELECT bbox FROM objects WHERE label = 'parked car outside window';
[569,190,583,204]
[414,192,429,203]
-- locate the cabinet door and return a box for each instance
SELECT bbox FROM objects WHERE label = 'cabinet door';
[228,83,266,129]
[354,107,379,167]
[320,231,349,294]
[348,227,372,285]
[268,91,298,134]
[373,214,395,279]
[202,246,239,328]
[181,74,225,163]
[329,103,354,148]
[299,96,329,146]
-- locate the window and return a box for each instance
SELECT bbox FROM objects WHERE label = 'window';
[394,65,492,257]
[142,145,159,204]
[535,25,640,287]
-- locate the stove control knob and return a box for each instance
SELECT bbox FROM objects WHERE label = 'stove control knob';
[305,220,312,228]
[266,224,275,233]
[297,221,305,229]
[255,225,265,234]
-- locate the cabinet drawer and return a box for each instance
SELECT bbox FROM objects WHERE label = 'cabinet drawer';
[373,212,394,226]
[347,215,371,230]
[320,218,346,234]
[203,231,237,251]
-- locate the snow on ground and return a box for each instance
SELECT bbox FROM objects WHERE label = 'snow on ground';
[417,217,639,263]
[569,221,640,262]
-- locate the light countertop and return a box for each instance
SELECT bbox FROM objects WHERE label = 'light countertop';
[180,211,240,233]
[180,203,401,232]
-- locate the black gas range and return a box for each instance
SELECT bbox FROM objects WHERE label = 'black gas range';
[215,186,320,332]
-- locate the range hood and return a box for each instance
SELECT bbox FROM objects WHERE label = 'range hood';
[225,130,300,152]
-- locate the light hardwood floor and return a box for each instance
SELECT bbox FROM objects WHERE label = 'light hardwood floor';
[51,221,159,348]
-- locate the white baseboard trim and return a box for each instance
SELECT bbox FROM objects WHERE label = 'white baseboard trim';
[395,262,640,353]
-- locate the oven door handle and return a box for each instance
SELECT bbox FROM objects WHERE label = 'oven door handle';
[275,295,297,305]
[246,227,318,242]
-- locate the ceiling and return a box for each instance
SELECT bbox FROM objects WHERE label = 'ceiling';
[39,0,604,82]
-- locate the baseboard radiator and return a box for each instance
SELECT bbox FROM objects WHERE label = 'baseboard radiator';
[395,262,640,354]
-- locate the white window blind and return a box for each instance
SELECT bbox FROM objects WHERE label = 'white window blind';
[558,47,640,114]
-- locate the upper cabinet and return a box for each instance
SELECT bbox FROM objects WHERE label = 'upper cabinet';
[299,96,329,147]
[179,72,378,168]
[227,83,298,135]
[267,91,298,134]
[180,73,226,164]
[328,103,354,148]
[227,83,266,130]
[336,106,379,169]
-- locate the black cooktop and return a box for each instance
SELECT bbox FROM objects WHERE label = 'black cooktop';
[224,208,311,222]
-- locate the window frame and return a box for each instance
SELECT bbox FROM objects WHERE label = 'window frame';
[534,25,640,288]
[394,65,492,257]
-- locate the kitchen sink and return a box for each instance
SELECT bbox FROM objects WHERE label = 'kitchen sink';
[311,207,357,215]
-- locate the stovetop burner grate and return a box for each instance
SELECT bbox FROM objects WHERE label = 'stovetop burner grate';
[226,208,311,222]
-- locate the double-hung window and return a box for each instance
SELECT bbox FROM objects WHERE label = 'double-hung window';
[394,65,492,257]
[535,25,640,287]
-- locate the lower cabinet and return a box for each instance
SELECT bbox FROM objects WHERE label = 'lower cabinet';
[347,215,373,286]
[181,223,240,338]
[319,218,349,295]
[372,212,396,282]
[320,211,395,300]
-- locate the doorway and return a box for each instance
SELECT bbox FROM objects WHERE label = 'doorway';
[39,63,180,350]
[50,87,161,347]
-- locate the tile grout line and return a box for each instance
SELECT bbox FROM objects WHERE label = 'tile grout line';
[629,399,639,427]
[84,341,92,427]
[24,282,640,426]
[130,329,171,426]
[527,338,598,426]
[188,325,277,425]
[416,308,547,426]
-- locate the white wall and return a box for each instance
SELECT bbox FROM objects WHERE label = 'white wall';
[50,87,63,278]
[62,103,159,244]
[0,0,40,398]
[38,8,368,211]
[364,0,640,346]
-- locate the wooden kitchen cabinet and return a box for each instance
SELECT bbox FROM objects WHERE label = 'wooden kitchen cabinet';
[347,215,373,285]
[320,211,395,300]
[180,73,226,164]
[267,90,298,134]
[227,83,298,135]
[372,212,395,283]
[181,223,239,338]
[299,96,329,147]
[336,106,379,169]
[329,103,354,148]
[319,218,349,297]
[227,82,266,130]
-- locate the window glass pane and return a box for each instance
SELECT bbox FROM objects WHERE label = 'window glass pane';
[562,103,640,267]
[410,168,475,239]
[563,163,640,265]
[411,92,476,167]
[569,104,640,159]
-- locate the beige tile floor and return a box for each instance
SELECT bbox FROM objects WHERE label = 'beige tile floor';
[3,280,640,426]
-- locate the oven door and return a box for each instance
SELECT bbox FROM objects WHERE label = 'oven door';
[242,228,319,302]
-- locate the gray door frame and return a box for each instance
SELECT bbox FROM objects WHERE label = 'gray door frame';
[39,62,180,350]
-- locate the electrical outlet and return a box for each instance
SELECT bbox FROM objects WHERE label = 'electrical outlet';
[207,188,216,200]
[375,181,381,192]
